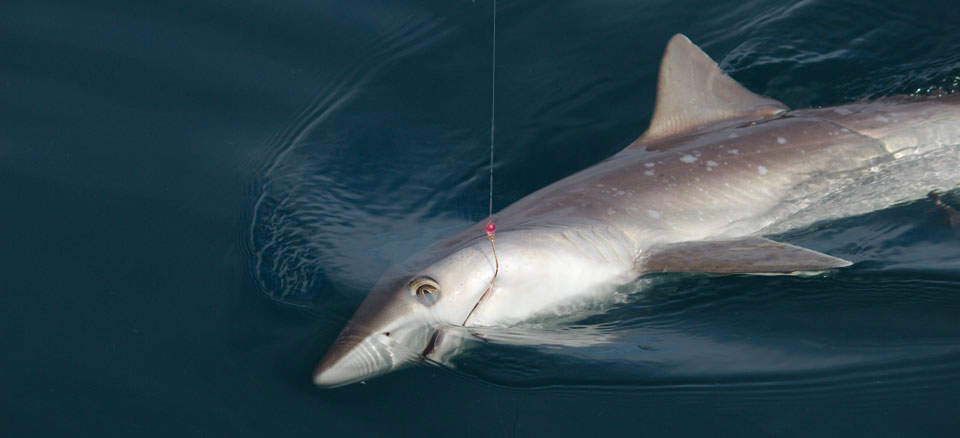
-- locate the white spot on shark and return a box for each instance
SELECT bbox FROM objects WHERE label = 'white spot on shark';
[757,165,768,175]
[680,154,697,163]
[728,133,738,138]
[875,115,890,123]
[644,170,654,176]
[834,107,853,115]
[644,162,655,168]
[647,210,661,219]
[607,209,616,215]
[727,149,739,155]
[777,137,787,144]
[706,160,718,167]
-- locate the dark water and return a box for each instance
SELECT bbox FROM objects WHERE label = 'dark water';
[3,0,960,436]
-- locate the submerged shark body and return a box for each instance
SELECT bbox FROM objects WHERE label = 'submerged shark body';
[314,34,960,387]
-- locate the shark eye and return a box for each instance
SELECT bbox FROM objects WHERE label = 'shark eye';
[416,283,437,295]
[409,277,440,305]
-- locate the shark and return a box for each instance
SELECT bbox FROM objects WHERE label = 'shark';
[313,34,960,387]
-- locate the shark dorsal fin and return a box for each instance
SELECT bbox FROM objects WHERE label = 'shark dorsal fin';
[636,34,788,146]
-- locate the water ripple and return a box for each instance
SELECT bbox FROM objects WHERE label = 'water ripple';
[247,11,462,310]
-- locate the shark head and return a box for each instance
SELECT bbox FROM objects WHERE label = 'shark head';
[313,241,495,387]
[313,226,640,387]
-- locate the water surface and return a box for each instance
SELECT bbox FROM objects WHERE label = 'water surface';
[3,0,959,436]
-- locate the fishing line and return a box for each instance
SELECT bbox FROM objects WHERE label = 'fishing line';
[488,0,496,220]
[464,0,499,328]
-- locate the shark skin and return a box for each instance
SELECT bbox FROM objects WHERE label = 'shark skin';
[313,34,960,387]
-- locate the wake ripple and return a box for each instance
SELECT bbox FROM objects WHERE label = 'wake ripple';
[247,12,457,309]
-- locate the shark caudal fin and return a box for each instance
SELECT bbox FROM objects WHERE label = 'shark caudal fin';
[641,237,852,274]
[634,34,788,148]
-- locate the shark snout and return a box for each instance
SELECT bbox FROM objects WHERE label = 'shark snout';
[313,327,397,388]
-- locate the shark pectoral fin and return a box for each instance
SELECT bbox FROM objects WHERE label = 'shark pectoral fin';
[641,237,852,274]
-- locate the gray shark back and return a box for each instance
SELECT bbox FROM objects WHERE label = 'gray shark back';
[487,37,960,251]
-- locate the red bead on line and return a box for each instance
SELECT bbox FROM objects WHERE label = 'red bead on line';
[485,221,496,236]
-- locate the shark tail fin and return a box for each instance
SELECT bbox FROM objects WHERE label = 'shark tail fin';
[634,34,788,148]
[641,237,851,274]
